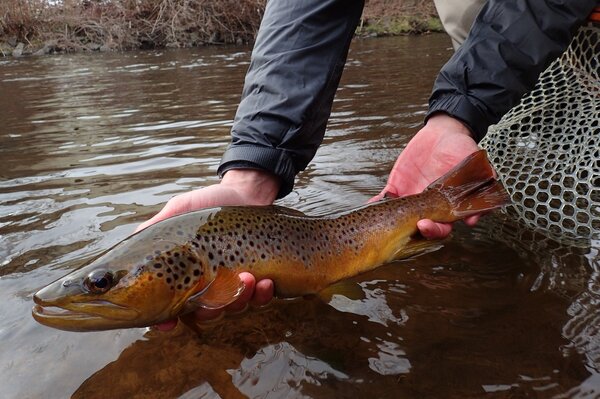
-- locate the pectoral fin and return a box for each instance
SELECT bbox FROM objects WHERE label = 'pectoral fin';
[188,268,245,310]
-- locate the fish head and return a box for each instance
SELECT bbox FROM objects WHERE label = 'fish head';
[32,235,203,331]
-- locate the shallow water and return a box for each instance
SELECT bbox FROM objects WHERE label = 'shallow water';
[1,34,599,398]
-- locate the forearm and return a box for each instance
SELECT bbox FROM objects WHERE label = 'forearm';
[427,0,597,141]
[218,0,365,198]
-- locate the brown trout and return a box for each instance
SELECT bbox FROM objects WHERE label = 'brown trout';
[33,150,510,331]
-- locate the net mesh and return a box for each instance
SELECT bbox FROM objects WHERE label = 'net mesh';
[481,24,600,240]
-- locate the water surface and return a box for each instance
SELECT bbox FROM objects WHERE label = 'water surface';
[1,34,599,398]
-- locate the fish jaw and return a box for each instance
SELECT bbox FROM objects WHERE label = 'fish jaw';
[31,302,141,332]
[32,281,143,331]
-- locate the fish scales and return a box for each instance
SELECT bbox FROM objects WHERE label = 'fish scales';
[32,150,511,331]
[116,189,444,301]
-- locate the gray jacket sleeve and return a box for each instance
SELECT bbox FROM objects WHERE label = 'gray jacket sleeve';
[218,0,364,198]
[427,0,597,141]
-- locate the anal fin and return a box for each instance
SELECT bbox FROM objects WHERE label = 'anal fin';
[391,238,442,261]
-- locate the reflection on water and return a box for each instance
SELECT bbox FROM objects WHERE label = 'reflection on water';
[0,35,598,398]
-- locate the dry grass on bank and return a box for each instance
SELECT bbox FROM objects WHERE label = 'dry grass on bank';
[0,0,265,53]
[0,0,440,55]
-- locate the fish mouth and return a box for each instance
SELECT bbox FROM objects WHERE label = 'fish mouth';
[32,298,141,331]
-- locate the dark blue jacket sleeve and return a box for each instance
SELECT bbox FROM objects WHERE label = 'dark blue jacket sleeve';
[427,0,597,141]
[218,0,364,198]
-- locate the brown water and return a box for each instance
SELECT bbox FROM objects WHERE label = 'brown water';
[1,34,599,399]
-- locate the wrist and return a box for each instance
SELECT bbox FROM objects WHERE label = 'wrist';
[220,169,280,205]
[426,113,475,139]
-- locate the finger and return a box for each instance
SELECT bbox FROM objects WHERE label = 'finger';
[135,213,163,233]
[134,199,186,233]
[464,214,480,226]
[417,219,453,239]
[154,318,178,331]
[251,279,274,307]
[225,272,256,312]
[368,190,386,203]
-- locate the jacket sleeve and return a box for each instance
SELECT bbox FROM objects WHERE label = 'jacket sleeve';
[218,0,364,198]
[427,0,597,142]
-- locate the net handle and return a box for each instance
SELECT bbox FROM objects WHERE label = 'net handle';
[590,7,600,23]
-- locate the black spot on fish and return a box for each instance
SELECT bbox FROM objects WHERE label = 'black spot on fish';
[179,261,185,268]
[208,252,214,260]
[187,257,196,263]
[177,284,182,290]
[153,263,162,269]
[193,269,200,276]
[157,272,164,277]
[167,258,174,265]
[173,274,179,280]
[184,276,190,284]
[166,277,172,284]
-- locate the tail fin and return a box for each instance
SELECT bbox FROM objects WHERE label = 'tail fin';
[427,150,511,218]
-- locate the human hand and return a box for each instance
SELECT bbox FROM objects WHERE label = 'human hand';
[371,113,481,239]
[137,169,279,331]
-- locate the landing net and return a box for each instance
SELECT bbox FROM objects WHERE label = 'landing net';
[481,24,600,240]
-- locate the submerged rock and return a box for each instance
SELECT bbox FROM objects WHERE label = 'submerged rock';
[12,42,24,57]
[87,42,102,51]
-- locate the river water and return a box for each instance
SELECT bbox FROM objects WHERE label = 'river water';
[0,34,599,398]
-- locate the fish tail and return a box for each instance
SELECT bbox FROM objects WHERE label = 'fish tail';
[427,150,511,218]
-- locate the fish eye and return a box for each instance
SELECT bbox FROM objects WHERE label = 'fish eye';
[84,270,114,294]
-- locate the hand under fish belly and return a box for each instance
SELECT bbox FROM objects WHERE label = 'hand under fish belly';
[32,150,510,331]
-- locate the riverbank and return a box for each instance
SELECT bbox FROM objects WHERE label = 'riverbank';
[0,0,441,57]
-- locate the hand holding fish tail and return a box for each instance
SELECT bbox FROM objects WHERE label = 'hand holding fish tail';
[140,169,279,331]
[371,114,481,239]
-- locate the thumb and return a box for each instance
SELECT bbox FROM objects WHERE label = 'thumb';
[135,199,188,233]
[368,191,386,203]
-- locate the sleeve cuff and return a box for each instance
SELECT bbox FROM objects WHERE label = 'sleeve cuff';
[217,145,296,199]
